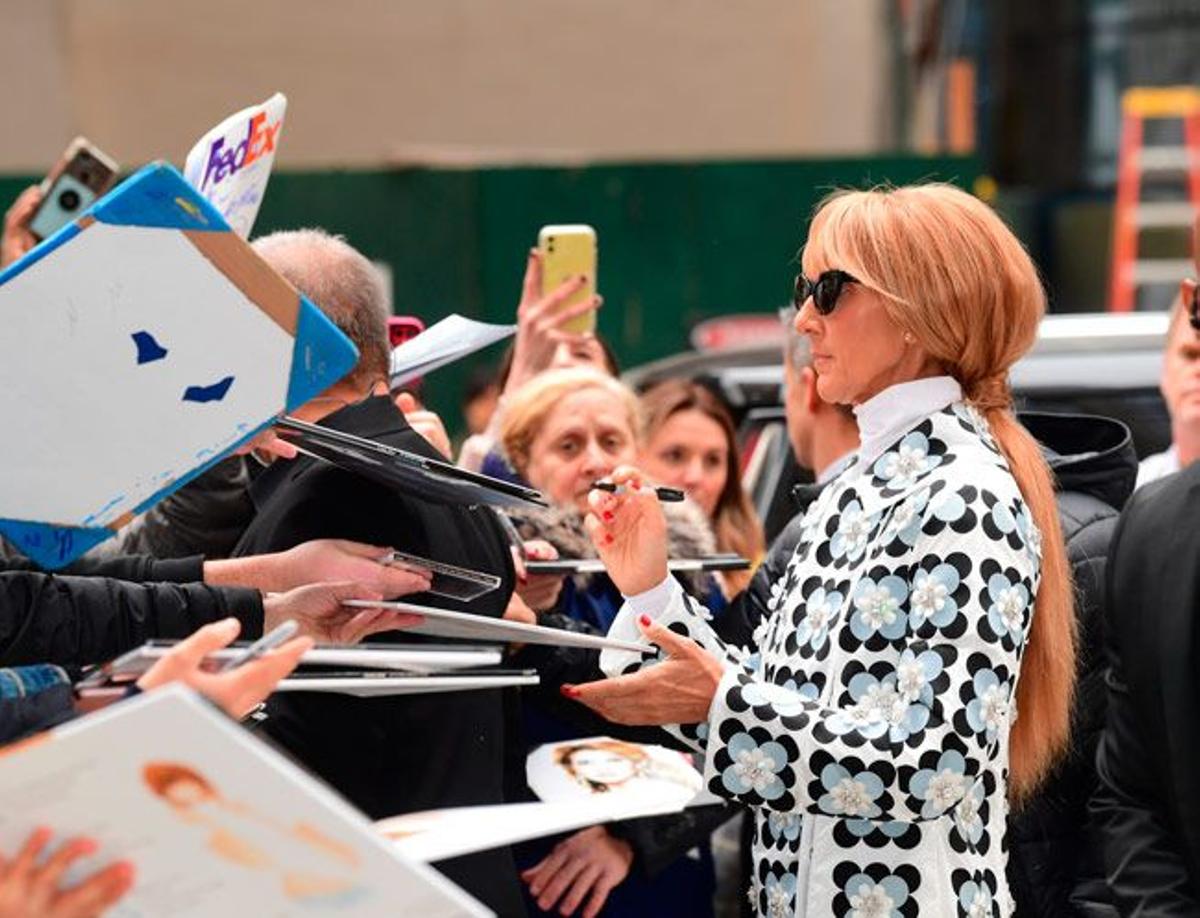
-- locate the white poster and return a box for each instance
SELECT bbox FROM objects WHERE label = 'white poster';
[184,92,287,238]
[0,687,488,917]
[526,736,703,809]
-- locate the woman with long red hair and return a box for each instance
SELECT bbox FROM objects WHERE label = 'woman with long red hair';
[561,183,1075,916]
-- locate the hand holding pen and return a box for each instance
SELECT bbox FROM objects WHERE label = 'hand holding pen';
[135,618,313,719]
[584,466,671,597]
[218,620,300,672]
[591,480,685,502]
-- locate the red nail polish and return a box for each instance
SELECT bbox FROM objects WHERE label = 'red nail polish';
[560,685,580,698]
[639,614,651,627]
[604,534,615,545]
[602,511,614,522]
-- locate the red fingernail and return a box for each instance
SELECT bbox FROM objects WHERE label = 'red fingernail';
[639,614,651,627]
[560,685,580,698]
[602,511,614,522]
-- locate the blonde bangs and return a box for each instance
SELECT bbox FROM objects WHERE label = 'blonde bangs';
[801,189,917,314]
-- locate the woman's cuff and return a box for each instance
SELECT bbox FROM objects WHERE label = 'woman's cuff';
[624,576,681,621]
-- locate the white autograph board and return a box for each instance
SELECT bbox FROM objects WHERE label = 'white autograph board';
[0,687,488,917]
[526,736,703,810]
[0,162,358,567]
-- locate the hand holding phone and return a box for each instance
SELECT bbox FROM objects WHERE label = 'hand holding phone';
[506,231,604,393]
[1,186,42,269]
[27,137,118,242]
[538,224,598,336]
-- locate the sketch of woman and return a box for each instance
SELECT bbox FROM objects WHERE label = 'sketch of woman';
[553,738,700,797]
[142,761,365,902]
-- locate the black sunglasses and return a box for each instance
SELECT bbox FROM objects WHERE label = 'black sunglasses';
[1190,283,1200,331]
[793,269,860,315]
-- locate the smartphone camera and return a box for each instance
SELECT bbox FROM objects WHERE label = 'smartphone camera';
[28,173,98,240]
[58,188,81,212]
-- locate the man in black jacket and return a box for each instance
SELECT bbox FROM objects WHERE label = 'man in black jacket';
[1092,444,1200,912]
[232,228,525,915]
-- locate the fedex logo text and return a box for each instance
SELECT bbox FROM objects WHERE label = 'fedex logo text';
[200,111,282,191]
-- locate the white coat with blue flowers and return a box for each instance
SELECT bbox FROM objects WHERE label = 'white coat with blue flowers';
[602,402,1041,918]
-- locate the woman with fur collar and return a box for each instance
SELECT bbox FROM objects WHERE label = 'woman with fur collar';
[498,366,726,918]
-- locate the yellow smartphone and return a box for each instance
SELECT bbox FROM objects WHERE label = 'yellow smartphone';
[538,224,597,335]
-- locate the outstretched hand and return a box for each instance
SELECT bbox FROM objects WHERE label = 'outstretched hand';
[136,618,311,718]
[515,539,563,611]
[271,540,433,597]
[0,827,134,918]
[562,614,724,726]
[521,826,632,918]
[262,582,423,644]
[583,466,669,598]
[505,248,603,394]
[233,428,298,462]
[1,185,41,269]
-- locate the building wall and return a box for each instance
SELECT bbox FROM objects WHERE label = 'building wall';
[1,0,890,171]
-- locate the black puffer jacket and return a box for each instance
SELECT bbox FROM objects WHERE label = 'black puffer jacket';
[1008,412,1136,917]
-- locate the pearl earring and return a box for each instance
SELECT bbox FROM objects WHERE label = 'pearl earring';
[903,332,915,344]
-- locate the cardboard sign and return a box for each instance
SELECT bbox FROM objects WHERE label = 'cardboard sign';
[0,162,357,568]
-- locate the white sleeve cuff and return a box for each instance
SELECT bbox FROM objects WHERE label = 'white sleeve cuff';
[624,576,681,621]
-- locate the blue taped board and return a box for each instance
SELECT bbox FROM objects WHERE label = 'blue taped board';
[0,163,358,569]
[285,295,360,410]
[0,163,227,289]
[90,162,230,232]
[0,222,81,287]
[0,519,115,570]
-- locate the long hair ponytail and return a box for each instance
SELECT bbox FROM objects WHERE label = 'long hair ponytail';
[967,383,1076,800]
[803,184,1076,800]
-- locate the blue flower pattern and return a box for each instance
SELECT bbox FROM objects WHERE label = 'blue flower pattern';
[795,585,844,652]
[829,500,878,563]
[873,431,941,492]
[722,732,790,801]
[850,575,909,642]
[965,668,1011,745]
[817,763,886,818]
[764,871,797,918]
[842,871,911,917]
[910,749,969,819]
[909,563,961,629]
[985,572,1030,643]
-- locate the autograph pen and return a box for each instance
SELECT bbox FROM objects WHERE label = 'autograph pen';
[591,480,686,502]
[217,620,300,673]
